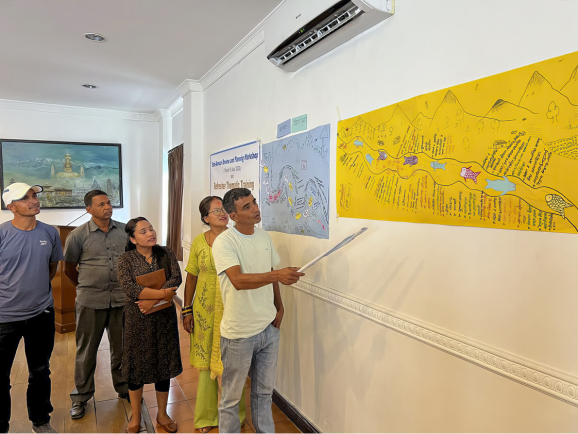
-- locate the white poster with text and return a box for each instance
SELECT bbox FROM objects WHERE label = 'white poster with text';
[210,141,260,206]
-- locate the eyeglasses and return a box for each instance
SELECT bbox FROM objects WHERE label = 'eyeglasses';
[206,208,227,216]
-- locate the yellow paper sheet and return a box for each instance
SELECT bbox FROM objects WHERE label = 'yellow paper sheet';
[337,51,578,233]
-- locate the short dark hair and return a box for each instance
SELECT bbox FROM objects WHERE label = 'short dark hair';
[199,196,223,225]
[84,190,108,207]
[223,188,252,214]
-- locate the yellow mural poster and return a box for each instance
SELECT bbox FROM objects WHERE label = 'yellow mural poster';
[337,51,578,233]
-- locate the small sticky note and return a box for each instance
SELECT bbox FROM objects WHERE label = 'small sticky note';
[291,114,307,133]
[277,119,291,138]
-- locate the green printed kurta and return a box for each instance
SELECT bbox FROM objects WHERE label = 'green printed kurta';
[185,233,218,371]
[186,231,245,429]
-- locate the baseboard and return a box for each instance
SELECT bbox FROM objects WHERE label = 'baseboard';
[273,389,320,433]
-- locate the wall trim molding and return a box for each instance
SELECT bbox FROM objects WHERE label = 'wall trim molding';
[169,98,183,118]
[177,79,203,98]
[199,26,265,91]
[0,98,158,122]
[292,279,578,407]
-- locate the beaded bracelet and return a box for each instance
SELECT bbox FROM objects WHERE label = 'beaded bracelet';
[181,305,193,319]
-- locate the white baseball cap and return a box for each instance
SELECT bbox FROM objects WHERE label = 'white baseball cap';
[2,182,43,206]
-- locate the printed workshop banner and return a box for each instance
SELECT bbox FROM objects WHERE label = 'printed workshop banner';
[261,124,330,239]
[1,140,123,209]
[210,141,260,204]
[337,51,578,234]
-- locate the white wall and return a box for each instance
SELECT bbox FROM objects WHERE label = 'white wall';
[0,103,161,230]
[172,108,184,149]
[198,0,578,431]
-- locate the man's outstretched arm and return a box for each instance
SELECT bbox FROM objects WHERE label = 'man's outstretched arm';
[224,265,304,291]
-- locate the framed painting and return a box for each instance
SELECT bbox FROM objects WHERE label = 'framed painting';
[0,139,123,210]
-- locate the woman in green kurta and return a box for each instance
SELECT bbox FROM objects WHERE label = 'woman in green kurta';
[183,196,246,433]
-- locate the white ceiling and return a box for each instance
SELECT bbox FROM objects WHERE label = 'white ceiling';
[0,0,281,113]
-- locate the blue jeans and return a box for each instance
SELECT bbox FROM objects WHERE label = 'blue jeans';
[219,324,280,433]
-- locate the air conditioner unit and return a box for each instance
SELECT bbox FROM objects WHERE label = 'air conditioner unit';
[265,0,394,72]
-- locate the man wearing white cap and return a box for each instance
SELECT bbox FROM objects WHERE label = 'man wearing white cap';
[0,183,63,434]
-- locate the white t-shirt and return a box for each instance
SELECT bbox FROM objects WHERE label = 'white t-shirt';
[213,227,281,339]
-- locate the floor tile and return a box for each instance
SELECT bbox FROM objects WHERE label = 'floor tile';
[274,419,301,433]
[9,383,28,421]
[245,406,253,430]
[50,407,67,433]
[181,356,193,370]
[99,332,110,351]
[94,349,120,402]
[155,420,195,434]
[14,360,28,384]
[95,398,128,433]
[241,425,255,433]
[122,397,148,432]
[52,341,68,357]
[9,361,21,384]
[7,418,30,433]
[14,340,25,363]
[272,403,289,423]
[149,400,194,424]
[186,399,197,414]
[144,385,186,408]
[54,332,68,345]
[179,381,199,400]
[67,332,77,357]
[176,369,199,385]
[65,398,97,433]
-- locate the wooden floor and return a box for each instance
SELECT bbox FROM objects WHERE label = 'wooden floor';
[146,309,300,433]
[7,311,300,433]
[8,330,145,433]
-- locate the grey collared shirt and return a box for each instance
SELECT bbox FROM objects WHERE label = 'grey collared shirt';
[64,219,127,309]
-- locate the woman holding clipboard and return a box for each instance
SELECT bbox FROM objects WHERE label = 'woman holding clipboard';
[117,217,183,433]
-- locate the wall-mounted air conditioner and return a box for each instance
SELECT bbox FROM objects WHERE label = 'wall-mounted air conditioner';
[265,0,394,72]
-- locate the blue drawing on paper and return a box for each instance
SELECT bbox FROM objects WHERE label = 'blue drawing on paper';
[430,161,446,171]
[260,124,330,239]
[485,176,516,195]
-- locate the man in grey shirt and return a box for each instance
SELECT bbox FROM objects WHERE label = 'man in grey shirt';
[63,190,129,419]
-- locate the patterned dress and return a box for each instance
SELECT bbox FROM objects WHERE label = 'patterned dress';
[185,233,219,374]
[117,248,183,385]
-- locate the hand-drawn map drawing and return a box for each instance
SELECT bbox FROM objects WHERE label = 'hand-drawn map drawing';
[337,51,578,234]
[261,124,330,239]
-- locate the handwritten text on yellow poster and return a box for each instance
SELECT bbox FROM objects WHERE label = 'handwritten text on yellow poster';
[337,52,578,233]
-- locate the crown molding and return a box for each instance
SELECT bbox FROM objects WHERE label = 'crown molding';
[0,98,158,122]
[154,109,171,122]
[199,25,265,91]
[169,98,183,118]
[292,279,578,407]
[177,79,203,98]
